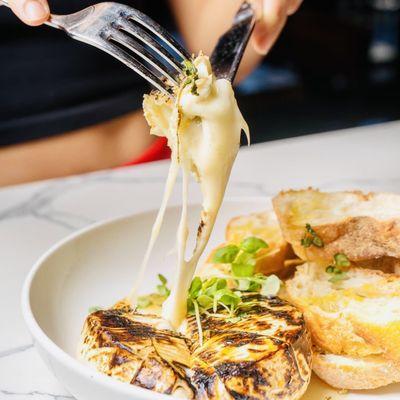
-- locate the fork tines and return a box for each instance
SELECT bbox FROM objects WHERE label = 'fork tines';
[101,6,190,96]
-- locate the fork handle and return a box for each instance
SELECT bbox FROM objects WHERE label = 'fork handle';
[1,0,70,30]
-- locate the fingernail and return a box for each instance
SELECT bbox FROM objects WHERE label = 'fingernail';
[23,0,47,21]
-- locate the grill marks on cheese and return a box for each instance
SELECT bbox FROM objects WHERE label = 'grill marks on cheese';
[184,295,312,400]
[131,55,249,327]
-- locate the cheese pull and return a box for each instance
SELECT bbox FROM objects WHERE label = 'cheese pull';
[134,54,249,327]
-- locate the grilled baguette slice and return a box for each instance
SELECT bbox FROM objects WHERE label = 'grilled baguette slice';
[79,306,194,398]
[313,350,400,390]
[273,189,400,271]
[286,262,400,364]
[183,295,312,400]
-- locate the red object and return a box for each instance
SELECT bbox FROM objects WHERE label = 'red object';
[122,136,171,166]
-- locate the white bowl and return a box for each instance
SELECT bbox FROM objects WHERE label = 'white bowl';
[21,198,400,400]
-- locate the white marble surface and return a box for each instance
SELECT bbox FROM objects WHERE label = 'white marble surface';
[0,121,399,399]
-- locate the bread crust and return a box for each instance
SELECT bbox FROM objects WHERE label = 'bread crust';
[313,350,400,390]
[273,189,400,272]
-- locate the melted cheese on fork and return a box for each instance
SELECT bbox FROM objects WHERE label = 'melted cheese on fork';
[129,54,249,328]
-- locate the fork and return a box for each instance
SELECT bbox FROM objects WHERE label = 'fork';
[0,0,190,96]
[1,1,255,93]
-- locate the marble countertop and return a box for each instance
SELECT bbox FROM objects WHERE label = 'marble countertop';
[1,121,399,399]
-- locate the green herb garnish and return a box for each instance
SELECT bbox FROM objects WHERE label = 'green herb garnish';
[137,274,171,310]
[210,237,280,295]
[189,237,281,343]
[326,253,350,283]
[334,253,351,268]
[213,245,240,264]
[301,223,324,248]
[182,59,199,96]
[240,237,268,254]
[156,273,171,297]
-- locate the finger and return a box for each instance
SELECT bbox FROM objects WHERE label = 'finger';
[287,0,303,15]
[8,0,50,26]
[251,0,289,55]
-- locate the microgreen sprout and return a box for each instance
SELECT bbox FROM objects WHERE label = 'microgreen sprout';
[137,274,171,310]
[190,236,282,342]
[182,59,199,96]
[326,253,350,283]
[301,223,324,248]
[212,236,268,279]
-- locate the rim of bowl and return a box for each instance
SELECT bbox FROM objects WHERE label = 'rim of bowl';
[21,196,269,399]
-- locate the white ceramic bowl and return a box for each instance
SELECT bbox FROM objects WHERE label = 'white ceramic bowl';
[21,198,400,400]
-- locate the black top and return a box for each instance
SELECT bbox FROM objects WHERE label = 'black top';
[0,0,173,146]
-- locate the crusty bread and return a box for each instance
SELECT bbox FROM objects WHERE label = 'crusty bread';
[285,262,400,365]
[313,350,400,390]
[273,189,400,272]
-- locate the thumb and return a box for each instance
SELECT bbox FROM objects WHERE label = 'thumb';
[9,0,50,26]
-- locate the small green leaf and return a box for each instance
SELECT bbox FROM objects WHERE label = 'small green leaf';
[260,275,281,296]
[234,252,257,266]
[214,289,241,308]
[248,280,261,292]
[157,284,170,297]
[312,236,324,248]
[240,237,268,254]
[187,298,195,315]
[301,224,324,248]
[137,297,151,309]
[197,295,213,309]
[189,277,203,298]
[232,263,256,278]
[328,270,348,283]
[301,237,312,248]
[326,265,335,273]
[158,274,167,285]
[334,253,350,268]
[212,245,240,264]
[305,223,315,234]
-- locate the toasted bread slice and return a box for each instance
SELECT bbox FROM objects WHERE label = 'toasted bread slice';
[285,262,400,363]
[313,350,400,390]
[273,189,400,272]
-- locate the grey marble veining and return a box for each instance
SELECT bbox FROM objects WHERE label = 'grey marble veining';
[0,121,399,399]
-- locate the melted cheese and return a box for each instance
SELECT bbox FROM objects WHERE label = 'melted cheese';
[129,55,249,328]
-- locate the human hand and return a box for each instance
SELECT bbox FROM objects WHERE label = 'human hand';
[251,0,303,55]
[7,0,50,26]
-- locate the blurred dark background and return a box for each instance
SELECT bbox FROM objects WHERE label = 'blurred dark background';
[237,0,400,143]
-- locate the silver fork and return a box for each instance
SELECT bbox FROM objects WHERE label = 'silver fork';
[0,0,191,96]
[1,1,255,93]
